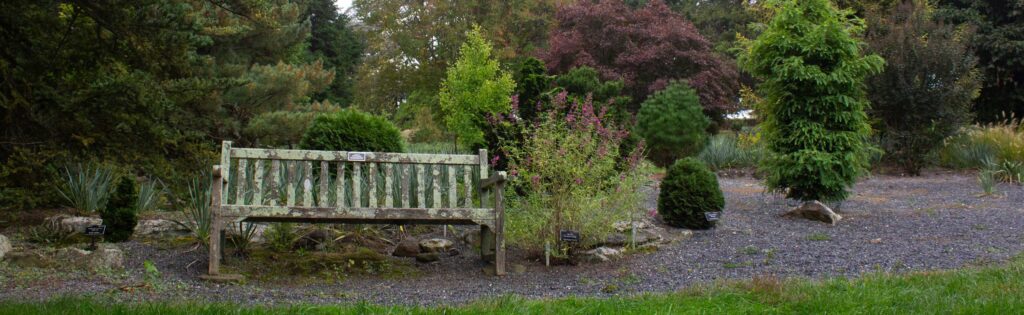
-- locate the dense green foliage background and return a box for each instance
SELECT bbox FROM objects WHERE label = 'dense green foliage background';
[1,0,1020,211]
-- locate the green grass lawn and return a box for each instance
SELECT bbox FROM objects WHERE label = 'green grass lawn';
[2,256,1022,314]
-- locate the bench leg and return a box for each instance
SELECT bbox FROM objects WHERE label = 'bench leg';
[495,224,506,276]
[208,216,222,275]
[480,224,494,262]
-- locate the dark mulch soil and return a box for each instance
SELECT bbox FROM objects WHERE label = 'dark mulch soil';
[2,171,1023,305]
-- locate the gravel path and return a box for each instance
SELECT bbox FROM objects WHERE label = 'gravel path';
[3,172,1023,305]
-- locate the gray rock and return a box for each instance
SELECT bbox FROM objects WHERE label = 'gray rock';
[581,246,621,263]
[785,200,842,225]
[0,234,10,260]
[612,220,652,233]
[134,219,190,237]
[47,215,102,234]
[6,251,55,269]
[419,238,453,253]
[89,244,124,270]
[415,252,440,263]
[392,238,420,257]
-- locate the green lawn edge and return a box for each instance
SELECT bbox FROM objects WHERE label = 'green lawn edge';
[2,256,1022,314]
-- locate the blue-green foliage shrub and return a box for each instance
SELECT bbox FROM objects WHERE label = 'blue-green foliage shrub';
[657,158,724,229]
[299,109,405,152]
[635,82,709,167]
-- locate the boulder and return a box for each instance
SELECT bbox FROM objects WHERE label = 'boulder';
[392,238,420,257]
[612,220,652,233]
[89,244,125,270]
[604,230,661,247]
[134,219,190,237]
[784,201,842,225]
[581,246,621,263]
[415,252,440,263]
[419,238,453,253]
[6,251,56,269]
[47,215,102,234]
[0,234,11,260]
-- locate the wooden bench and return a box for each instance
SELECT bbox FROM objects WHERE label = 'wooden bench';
[205,141,507,278]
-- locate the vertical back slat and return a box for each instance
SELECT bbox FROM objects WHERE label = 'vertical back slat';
[253,160,264,206]
[463,165,472,207]
[479,149,489,208]
[336,162,346,207]
[401,164,411,208]
[416,164,425,208]
[352,163,362,207]
[236,159,248,205]
[368,163,378,207]
[448,166,456,207]
[286,161,297,206]
[270,160,280,206]
[319,161,329,207]
[303,161,313,207]
[220,141,232,206]
[385,164,394,208]
[431,165,441,208]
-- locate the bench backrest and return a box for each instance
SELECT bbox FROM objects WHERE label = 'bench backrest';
[216,141,489,211]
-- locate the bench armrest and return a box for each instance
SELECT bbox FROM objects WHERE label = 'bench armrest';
[480,171,507,190]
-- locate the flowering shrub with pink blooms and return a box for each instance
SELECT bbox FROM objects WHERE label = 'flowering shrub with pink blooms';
[495,92,649,253]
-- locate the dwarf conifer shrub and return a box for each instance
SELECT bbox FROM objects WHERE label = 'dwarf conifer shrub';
[102,177,138,242]
[657,158,724,229]
[300,109,405,152]
[635,82,709,167]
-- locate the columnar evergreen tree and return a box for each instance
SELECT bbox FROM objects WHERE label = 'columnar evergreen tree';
[739,0,884,203]
[635,82,709,167]
[305,0,364,107]
[865,0,981,175]
[439,26,516,148]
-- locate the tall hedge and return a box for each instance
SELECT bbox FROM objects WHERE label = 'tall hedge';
[739,0,884,202]
[299,110,405,152]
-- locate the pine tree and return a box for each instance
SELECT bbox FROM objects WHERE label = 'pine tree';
[739,0,884,202]
[439,26,516,148]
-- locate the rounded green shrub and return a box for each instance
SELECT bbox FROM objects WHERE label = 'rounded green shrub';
[657,158,724,229]
[635,82,710,167]
[299,109,405,152]
[102,177,138,242]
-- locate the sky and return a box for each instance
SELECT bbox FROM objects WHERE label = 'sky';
[335,0,353,12]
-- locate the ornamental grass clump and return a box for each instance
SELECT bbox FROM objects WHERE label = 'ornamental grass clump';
[657,158,724,229]
[500,93,649,252]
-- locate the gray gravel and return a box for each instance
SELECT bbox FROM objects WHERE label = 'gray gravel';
[2,171,1023,306]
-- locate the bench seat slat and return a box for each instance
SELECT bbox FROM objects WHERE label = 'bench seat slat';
[236,159,247,205]
[385,164,394,208]
[368,163,378,207]
[220,205,495,224]
[401,164,411,208]
[253,160,264,205]
[303,161,313,207]
[270,160,280,206]
[352,162,361,207]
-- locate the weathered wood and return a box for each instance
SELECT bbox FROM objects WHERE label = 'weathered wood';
[464,165,472,207]
[352,162,362,207]
[286,161,296,207]
[220,205,495,224]
[270,160,280,206]
[336,162,346,207]
[253,160,264,205]
[220,141,232,204]
[236,159,247,205]
[494,173,507,276]
[480,172,507,189]
[448,166,456,207]
[319,161,329,207]
[431,165,441,208]
[384,164,394,208]
[303,161,313,207]
[368,163,378,207]
[231,148,480,165]
[209,165,223,275]
[416,164,425,208]
[401,164,411,208]
[212,144,507,277]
